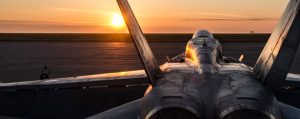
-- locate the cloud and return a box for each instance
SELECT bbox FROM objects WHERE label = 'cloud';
[0,20,67,25]
[181,18,278,21]
[0,20,107,26]
[194,12,251,18]
[50,7,112,15]
[182,12,279,22]
[0,20,114,33]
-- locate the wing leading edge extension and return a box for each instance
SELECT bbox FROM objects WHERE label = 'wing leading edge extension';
[254,0,300,89]
[117,0,161,85]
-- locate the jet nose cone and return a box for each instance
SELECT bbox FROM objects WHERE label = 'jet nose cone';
[193,30,214,39]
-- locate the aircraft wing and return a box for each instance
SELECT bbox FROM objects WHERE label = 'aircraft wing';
[286,73,300,82]
[277,73,300,119]
[0,70,148,119]
[86,99,141,119]
[279,102,300,119]
[0,70,147,90]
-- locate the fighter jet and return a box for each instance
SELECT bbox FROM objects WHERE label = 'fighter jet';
[1,0,300,119]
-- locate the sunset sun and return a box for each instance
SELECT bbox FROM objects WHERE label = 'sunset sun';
[111,13,125,28]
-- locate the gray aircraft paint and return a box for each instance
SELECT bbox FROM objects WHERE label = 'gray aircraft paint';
[1,0,300,119]
[117,0,160,85]
[88,0,300,118]
[254,0,300,90]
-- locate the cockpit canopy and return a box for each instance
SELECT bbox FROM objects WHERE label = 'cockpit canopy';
[192,30,214,39]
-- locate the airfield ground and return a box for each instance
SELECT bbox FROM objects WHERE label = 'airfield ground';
[0,33,299,82]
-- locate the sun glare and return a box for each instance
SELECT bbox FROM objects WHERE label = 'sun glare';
[112,13,125,28]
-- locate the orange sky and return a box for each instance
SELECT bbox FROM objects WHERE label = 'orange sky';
[0,0,288,33]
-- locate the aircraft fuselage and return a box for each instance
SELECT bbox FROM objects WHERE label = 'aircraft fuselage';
[141,30,281,119]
